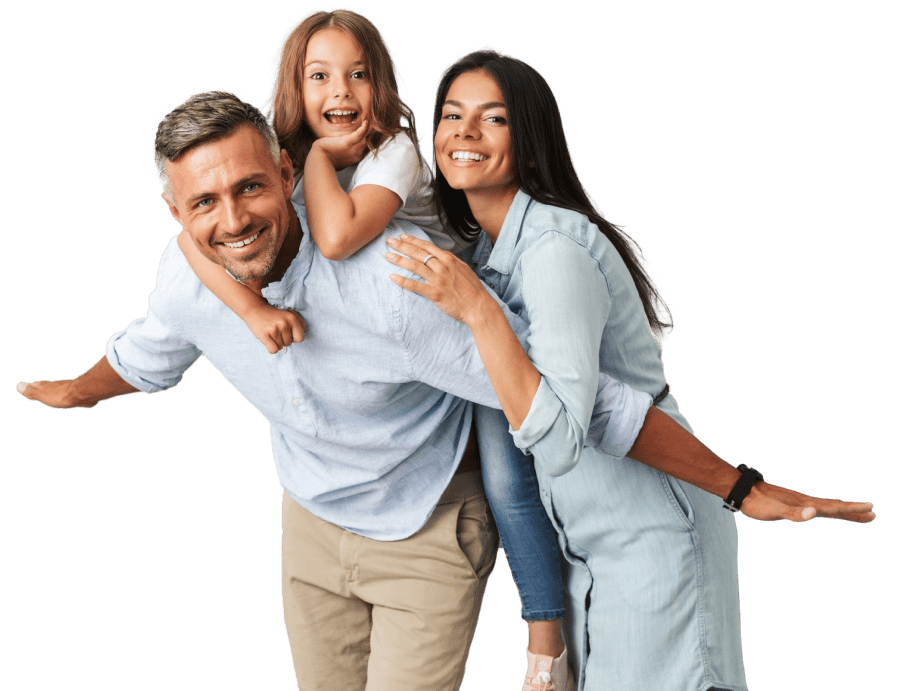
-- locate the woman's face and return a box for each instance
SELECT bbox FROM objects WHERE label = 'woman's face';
[435,70,518,203]
[301,28,373,139]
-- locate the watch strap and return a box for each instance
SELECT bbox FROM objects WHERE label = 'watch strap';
[723,464,764,512]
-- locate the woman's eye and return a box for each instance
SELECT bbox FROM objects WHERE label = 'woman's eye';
[487,115,507,124]
[442,113,461,120]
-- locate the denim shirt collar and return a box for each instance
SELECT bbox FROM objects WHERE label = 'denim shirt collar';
[481,189,533,276]
[261,202,316,304]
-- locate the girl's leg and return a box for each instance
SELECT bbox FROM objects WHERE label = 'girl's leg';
[474,405,572,689]
[475,404,566,628]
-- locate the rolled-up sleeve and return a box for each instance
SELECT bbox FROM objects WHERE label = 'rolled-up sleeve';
[106,256,201,393]
[510,230,648,476]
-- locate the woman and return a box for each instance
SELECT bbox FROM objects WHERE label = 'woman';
[388,50,748,691]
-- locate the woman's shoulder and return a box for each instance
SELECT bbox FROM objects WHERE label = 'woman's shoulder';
[521,195,609,256]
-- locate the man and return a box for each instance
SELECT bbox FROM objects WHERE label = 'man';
[18,92,873,691]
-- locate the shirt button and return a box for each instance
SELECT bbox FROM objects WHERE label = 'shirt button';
[291,398,301,406]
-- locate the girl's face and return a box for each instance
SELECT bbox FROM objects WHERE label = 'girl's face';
[435,69,517,204]
[302,28,373,139]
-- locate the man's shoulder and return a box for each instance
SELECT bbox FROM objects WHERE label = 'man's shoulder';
[150,236,210,311]
[335,218,430,281]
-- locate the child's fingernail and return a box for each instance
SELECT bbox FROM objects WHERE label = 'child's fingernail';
[400,234,410,240]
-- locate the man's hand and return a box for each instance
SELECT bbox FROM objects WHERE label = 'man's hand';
[311,120,370,170]
[18,357,138,408]
[741,482,875,523]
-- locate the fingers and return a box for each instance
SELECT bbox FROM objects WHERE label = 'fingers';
[389,272,430,297]
[742,482,875,523]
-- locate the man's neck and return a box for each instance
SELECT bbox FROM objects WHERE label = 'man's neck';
[244,206,303,295]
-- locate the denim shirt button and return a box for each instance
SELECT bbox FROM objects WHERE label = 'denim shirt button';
[291,398,301,406]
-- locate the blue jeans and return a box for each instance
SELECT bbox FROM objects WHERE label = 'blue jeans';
[475,404,565,621]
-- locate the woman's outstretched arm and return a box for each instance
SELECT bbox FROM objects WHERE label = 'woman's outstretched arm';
[387,234,875,524]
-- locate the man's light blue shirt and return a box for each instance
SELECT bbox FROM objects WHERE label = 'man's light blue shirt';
[107,203,649,540]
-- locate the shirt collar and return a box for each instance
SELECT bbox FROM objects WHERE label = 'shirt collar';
[262,201,315,300]
[484,189,532,275]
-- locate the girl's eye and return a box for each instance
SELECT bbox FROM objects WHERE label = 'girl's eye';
[310,72,327,80]
[351,71,366,79]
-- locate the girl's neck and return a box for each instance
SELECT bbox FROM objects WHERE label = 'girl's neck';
[466,187,519,245]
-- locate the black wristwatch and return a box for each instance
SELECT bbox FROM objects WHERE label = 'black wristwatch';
[723,464,764,512]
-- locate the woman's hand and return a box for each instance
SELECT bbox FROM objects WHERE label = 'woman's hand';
[385,234,494,325]
[311,120,369,170]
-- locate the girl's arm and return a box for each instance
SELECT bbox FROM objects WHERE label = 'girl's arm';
[177,232,305,353]
[304,123,405,261]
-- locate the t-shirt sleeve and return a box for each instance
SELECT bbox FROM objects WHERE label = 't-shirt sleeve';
[350,134,424,209]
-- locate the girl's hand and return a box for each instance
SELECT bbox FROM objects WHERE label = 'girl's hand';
[385,234,494,325]
[245,302,307,354]
[312,120,369,169]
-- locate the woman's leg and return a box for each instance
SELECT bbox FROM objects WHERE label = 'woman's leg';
[475,405,573,688]
[545,448,747,691]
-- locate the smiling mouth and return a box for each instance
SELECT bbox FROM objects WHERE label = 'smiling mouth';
[325,109,359,125]
[222,231,260,248]
[451,151,487,162]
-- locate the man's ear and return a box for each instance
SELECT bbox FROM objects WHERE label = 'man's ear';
[162,191,182,225]
[279,149,294,199]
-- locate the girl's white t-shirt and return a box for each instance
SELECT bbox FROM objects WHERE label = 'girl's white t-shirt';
[291,133,456,251]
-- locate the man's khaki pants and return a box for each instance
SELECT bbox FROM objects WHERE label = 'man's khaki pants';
[282,470,498,691]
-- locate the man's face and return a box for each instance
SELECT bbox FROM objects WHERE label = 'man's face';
[164,126,295,288]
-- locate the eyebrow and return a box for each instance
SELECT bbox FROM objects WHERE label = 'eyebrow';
[443,100,507,110]
[305,60,365,69]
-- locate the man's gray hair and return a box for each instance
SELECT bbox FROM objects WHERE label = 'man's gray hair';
[155,91,281,198]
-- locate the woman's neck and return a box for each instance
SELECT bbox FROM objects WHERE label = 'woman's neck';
[466,187,519,245]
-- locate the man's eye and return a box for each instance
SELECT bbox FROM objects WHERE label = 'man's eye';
[197,199,213,208]
[244,183,261,193]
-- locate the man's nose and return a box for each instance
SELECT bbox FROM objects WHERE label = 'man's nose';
[220,198,252,236]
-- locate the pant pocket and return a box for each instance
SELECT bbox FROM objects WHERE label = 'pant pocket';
[454,494,498,579]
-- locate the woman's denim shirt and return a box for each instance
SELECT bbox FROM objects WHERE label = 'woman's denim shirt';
[470,190,688,476]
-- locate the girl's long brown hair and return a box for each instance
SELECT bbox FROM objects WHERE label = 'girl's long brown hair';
[272,10,418,173]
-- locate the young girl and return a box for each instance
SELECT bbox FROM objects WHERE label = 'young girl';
[176,10,577,690]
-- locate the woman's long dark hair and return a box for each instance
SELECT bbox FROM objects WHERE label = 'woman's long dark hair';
[433,51,671,334]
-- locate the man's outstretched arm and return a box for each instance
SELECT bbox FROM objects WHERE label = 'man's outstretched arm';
[628,406,875,523]
[18,356,138,409]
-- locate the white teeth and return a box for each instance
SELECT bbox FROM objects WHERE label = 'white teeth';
[451,151,487,162]
[223,232,259,248]
[326,110,357,116]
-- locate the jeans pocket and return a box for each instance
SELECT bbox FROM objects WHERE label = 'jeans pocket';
[660,473,696,529]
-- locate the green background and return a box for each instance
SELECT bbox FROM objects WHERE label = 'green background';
[0,0,901,691]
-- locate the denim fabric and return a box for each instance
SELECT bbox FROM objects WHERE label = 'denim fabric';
[475,405,565,621]
[106,201,650,543]
[470,191,748,691]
